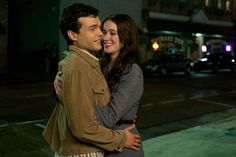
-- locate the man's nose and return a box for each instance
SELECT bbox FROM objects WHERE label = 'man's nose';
[97,28,103,36]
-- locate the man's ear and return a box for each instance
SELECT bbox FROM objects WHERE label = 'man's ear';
[67,30,78,41]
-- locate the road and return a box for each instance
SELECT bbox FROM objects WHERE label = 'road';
[137,71,236,129]
[1,71,236,127]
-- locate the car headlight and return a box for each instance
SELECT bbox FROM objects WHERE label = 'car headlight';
[200,58,208,62]
[190,62,194,67]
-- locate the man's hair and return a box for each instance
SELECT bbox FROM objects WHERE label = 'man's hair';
[59,3,99,45]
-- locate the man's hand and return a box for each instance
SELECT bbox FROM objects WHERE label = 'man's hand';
[54,71,63,101]
[123,124,141,150]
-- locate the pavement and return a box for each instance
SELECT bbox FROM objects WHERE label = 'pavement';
[1,72,236,157]
[142,108,236,157]
[1,108,235,157]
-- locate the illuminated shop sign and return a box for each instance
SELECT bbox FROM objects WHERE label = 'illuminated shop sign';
[151,36,183,45]
[150,35,183,54]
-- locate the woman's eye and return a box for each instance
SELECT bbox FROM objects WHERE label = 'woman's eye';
[111,32,117,35]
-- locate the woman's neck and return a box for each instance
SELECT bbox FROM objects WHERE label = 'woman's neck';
[108,59,115,72]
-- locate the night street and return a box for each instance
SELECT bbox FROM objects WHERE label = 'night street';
[1,0,236,156]
[138,71,236,129]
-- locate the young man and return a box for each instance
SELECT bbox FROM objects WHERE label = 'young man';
[43,3,140,157]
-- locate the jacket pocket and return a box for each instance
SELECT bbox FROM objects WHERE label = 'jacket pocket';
[92,87,108,106]
[92,87,105,94]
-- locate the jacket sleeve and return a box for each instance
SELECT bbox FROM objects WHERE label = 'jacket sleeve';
[62,69,126,151]
[95,64,144,128]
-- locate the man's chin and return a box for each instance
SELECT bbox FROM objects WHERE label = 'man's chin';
[90,46,102,53]
[95,46,102,51]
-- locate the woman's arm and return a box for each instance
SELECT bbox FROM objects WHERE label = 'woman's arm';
[95,64,144,128]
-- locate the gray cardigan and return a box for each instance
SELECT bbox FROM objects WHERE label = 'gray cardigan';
[95,63,144,157]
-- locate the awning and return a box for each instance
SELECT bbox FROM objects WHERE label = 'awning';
[146,10,236,36]
[147,18,236,36]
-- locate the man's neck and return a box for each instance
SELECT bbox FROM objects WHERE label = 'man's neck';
[77,47,98,60]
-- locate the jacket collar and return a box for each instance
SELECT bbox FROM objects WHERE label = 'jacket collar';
[69,45,99,69]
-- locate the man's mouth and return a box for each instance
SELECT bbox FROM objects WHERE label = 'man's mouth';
[95,39,102,45]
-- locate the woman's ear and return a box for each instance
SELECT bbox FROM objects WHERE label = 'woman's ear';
[67,30,78,41]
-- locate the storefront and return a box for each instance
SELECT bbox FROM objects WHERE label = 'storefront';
[140,31,198,62]
[142,17,236,61]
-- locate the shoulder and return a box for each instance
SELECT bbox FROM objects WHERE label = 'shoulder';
[131,63,142,73]
[129,63,143,76]
[60,53,89,73]
[123,63,143,78]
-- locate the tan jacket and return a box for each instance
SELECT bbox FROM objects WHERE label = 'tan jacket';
[43,45,126,156]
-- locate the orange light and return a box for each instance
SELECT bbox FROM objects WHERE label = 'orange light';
[152,41,159,52]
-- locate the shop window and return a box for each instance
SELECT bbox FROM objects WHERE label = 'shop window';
[217,0,223,9]
[206,0,230,10]
[205,0,209,7]
[226,0,230,11]
[148,0,157,7]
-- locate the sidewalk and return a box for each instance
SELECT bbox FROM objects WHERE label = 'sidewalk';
[1,111,235,157]
[143,111,236,157]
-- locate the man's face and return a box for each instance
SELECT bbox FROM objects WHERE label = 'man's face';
[75,16,103,53]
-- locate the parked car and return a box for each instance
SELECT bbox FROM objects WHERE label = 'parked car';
[193,52,236,73]
[140,54,193,76]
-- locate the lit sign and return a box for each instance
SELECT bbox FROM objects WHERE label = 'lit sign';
[226,45,231,52]
[151,36,183,45]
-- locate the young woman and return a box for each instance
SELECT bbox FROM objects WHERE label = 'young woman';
[94,14,144,157]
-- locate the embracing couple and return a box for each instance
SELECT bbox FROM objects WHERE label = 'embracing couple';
[43,3,144,157]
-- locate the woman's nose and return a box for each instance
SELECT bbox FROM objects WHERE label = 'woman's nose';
[103,33,109,40]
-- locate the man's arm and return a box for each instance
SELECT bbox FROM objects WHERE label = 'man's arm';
[61,69,140,151]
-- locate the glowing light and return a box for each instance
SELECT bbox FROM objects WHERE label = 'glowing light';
[226,45,231,52]
[201,45,207,52]
[200,58,208,62]
[152,41,159,51]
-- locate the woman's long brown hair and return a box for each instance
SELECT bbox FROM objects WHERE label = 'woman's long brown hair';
[100,14,139,93]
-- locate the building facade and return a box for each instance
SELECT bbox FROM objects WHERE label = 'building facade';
[141,0,236,61]
[1,0,236,74]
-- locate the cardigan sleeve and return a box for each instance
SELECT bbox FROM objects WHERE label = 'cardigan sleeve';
[95,64,144,128]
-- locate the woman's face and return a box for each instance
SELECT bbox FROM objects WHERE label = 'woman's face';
[102,20,123,58]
